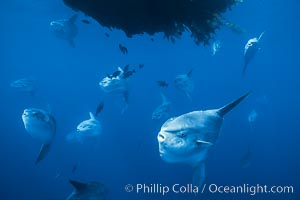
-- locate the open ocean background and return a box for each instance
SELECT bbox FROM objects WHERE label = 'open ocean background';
[0,0,299,199]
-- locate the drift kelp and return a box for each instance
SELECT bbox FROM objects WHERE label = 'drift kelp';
[63,0,240,45]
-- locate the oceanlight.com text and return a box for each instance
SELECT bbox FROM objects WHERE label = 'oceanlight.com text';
[124,183,294,196]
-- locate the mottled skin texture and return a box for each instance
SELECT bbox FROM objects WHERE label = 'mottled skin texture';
[174,73,194,100]
[99,67,128,93]
[49,14,78,47]
[22,108,56,164]
[67,112,102,142]
[152,94,171,120]
[157,92,250,186]
[243,32,265,76]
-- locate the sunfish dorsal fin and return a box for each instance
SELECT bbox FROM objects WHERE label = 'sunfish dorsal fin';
[118,66,124,74]
[68,14,78,24]
[217,91,251,117]
[160,93,167,104]
[187,68,193,77]
[192,163,205,187]
[257,31,265,42]
[89,112,96,120]
[69,180,87,191]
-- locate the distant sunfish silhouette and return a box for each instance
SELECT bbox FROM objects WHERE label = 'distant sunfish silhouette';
[22,108,56,164]
[152,93,171,120]
[243,31,265,76]
[174,69,194,100]
[66,112,102,143]
[157,92,250,187]
[66,179,107,200]
[10,78,37,96]
[49,14,78,47]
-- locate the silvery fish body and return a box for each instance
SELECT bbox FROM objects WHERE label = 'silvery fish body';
[157,92,250,186]
[67,112,102,142]
[211,40,221,56]
[49,14,78,47]
[174,70,194,100]
[243,31,265,76]
[99,67,128,93]
[10,78,36,95]
[152,93,171,120]
[22,108,56,164]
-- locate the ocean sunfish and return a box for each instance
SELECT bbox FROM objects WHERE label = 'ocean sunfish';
[152,93,171,120]
[49,14,78,47]
[22,108,56,164]
[66,179,107,200]
[243,31,265,76]
[157,92,251,187]
[10,78,37,96]
[174,69,194,100]
[66,112,102,143]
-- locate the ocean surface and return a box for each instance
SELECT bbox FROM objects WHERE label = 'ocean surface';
[0,0,299,199]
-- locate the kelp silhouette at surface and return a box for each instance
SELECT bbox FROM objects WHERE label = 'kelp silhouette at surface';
[63,0,239,45]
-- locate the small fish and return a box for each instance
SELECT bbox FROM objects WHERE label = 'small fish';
[211,40,221,56]
[123,64,130,73]
[123,69,136,79]
[119,44,128,54]
[150,38,154,42]
[105,33,110,37]
[138,64,144,69]
[156,81,168,88]
[96,101,104,117]
[81,19,91,24]
[111,70,121,78]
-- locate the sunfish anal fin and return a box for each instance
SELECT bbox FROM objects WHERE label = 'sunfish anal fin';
[35,143,52,165]
[69,179,88,191]
[192,163,205,188]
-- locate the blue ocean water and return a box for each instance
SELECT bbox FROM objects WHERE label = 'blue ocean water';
[0,0,299,199]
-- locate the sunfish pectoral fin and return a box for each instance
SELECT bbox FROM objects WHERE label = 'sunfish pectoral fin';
[217,91,251,117]
[187,68,194,77]
[35,143,52,165]
[89,112,96,120]
[69,179,88,191]
[257,31,265,42]
[192,163,205,188]
[196,140,213,146]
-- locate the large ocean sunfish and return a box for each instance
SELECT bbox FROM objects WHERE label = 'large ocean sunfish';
[22,108,56,164]
[49,14,78,47]
[157,92,250,187]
